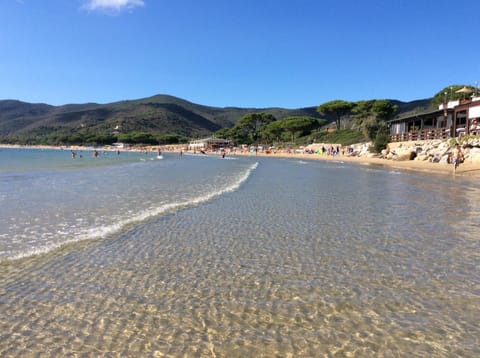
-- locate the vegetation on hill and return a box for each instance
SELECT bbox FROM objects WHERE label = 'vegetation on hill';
[431,84,477,106]
[4,85,472,150]
[216,113,327,146]
[0,95,323,146]
[317,100,356,130]
[303,129,367,146]
[217,98,398,151]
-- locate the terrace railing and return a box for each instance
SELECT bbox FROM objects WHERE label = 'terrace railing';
[390,127,451,142]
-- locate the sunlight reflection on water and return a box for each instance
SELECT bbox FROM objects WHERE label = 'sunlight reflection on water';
[1,156,479,356]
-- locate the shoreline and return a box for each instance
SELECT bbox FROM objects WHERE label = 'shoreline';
[2,143,480,178]
[229,149,480,178]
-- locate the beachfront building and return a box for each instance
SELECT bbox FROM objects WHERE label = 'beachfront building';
[188,137,231,151]
[389,92,480,142]
[111,142,129,149]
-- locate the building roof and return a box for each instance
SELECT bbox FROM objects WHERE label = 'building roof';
[389,108,447,123]
[189,137,231,144]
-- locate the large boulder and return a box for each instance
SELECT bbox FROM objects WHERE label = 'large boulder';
[415,154,429,161]
[438,154,450,164]
[466,147,480,163]
[393,147,416,161]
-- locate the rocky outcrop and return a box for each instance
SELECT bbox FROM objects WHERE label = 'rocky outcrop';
[383,138,480,164]
[306,137,480,165]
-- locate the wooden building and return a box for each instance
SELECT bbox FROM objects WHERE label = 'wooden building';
[389,95,480,142]
[188,137,231,151]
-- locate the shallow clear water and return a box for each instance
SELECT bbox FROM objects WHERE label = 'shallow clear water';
[1,149,479,356]
[0,148,254,260]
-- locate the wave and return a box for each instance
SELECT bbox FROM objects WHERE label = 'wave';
[3,162,259,262]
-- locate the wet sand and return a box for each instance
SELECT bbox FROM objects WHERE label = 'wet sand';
[230,150,480,178]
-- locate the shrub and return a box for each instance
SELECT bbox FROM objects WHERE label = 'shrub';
[372,126,390,153]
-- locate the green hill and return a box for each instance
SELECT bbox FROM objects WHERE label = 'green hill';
[389,98,434,118]
[0,95,325,145]
[0,94,432,145]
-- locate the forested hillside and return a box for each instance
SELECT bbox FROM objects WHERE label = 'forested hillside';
[0,94,432,145]
[0,94,322,145]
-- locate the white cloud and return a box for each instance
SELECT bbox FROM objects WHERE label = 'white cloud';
[82,0,145,13]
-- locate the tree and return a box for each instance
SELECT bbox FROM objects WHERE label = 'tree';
[214,128,234,140]
[117,132,157,145]
[432,84,477,106]
[352,100,375,131]
[281,116,324,142]
[372,122,391,153]
[258,116,326,144]
[233,113,277,144]
[258,120,284,143]
[352,100,397,141]
[372,100,397,121]
[317,100,356,129]
[156,134,184,144]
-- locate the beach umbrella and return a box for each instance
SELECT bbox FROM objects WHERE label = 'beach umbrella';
[455,86,472,99]
[455,86,472,94]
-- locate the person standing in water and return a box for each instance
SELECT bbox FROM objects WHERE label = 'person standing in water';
[451,144,464,174]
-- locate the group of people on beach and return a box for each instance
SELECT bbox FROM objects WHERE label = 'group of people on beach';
[303,145,342,156]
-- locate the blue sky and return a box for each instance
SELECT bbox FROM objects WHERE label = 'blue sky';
[0,0,478,108]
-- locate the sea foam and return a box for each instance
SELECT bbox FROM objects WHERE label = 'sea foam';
[3,162,258,262]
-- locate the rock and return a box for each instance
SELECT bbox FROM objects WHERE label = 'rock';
[393,148,416,161]
[467,148,480,163]
[437,142,450,151]
[415,154,429,161]
[439,154,449,164]
[347,138,480,166]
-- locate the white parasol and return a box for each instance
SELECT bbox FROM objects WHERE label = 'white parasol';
[455,86,472,94]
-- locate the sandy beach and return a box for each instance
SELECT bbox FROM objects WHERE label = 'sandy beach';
[228,149,480,179]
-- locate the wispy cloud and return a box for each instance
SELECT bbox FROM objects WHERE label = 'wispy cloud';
[82,0,145,14]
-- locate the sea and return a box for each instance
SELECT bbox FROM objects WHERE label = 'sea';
[0,147,479,357]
